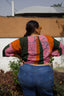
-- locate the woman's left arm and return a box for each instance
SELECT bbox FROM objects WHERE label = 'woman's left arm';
[51,38,64,56]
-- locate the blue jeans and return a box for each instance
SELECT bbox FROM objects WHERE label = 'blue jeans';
[18,63,54,96]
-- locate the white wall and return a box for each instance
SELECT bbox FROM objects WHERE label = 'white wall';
[0,38,18,72]
[53,37,64,68]
[0,37,64,72]
[0,38,18,57]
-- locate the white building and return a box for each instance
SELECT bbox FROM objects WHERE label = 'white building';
[0,37,64,72]
[15,6,64,17]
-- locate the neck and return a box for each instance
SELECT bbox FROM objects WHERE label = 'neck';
[30,33,39,36]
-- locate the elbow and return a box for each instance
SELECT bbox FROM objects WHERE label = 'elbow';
[2,49,6,57]
[2,48,10,57]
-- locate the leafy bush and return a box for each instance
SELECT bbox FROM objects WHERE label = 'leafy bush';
[0,69,23,96]
[9,59,21,85]
[53,70,64,96]
[0,59,23,96]
[49,57,54,63]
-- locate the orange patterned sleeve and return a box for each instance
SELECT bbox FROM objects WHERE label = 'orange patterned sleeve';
[11,39,21,53]
[45,35,64,56]
[44,35,54,54]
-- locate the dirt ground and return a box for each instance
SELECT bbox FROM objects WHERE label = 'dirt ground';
[0,16,64,37]
[54,68,64,73]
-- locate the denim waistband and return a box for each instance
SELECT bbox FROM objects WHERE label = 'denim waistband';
[19,63,52,72]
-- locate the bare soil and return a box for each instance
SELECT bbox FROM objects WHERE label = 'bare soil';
[54,68,64,73]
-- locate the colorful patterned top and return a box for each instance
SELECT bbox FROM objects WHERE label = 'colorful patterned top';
[3,35,64,64]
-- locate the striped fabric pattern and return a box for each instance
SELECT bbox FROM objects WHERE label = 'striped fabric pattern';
[3,35,64,64]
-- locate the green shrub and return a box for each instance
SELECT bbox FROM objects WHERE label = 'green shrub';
[49,57,54,63]
[0,69,23,96]
[9,59,21,85]
[53,70,64,96]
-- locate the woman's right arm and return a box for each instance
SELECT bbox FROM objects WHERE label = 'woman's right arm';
[2,38,21,57]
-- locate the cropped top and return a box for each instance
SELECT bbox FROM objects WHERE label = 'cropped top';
[3,35,64,64]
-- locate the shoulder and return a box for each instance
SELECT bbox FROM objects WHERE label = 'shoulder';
[43,34,54,40]
[19,37,28,46]
[44,34,53,38]
[19,36,28,41]
[41,35,54,44]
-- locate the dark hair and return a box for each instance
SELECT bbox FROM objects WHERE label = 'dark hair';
[24,20,39,37]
